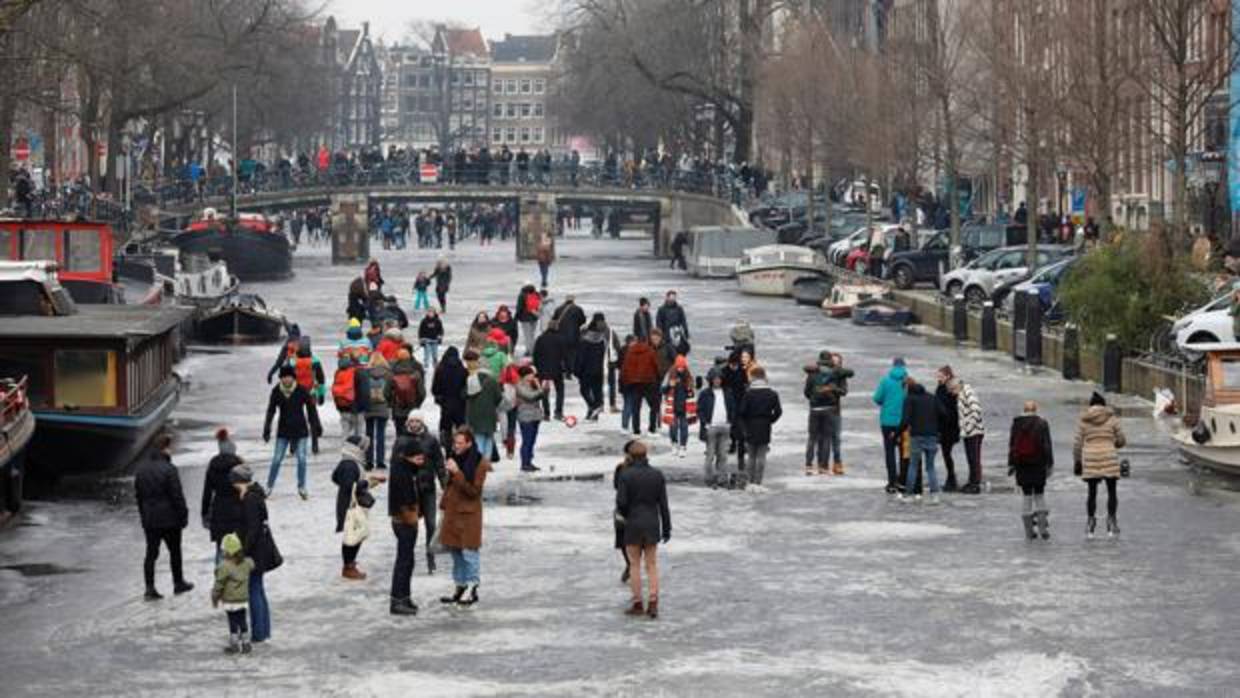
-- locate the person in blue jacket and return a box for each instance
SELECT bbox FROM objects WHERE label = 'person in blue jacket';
[872,357,909,494]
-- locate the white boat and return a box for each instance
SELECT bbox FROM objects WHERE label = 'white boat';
[174,254,239,310]
[686,225,777,279]
[735,244,826,296]
[1173,348,1240,474]
[822,282,888,318]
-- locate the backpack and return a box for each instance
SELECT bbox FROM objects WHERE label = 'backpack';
[370,374,388,406]
[525,293,541,315]
[391,372,419,409]
[293,357,315,391]
[332,368,355,410]
[1012,424,1039,464]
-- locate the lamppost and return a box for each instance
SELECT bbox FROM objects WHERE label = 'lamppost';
[1055,162,1068,218]
[1203,157,1222,237]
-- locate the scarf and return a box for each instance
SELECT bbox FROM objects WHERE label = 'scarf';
[456,444,482,482]
[340,441,367,465]
[278,381,296,398]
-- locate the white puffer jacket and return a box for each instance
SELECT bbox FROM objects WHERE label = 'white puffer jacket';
[957,383,985,437]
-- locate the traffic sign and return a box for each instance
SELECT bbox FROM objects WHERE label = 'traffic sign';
[12,138,29,161]
[420,163,439,183]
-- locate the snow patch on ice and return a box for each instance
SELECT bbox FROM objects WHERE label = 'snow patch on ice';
[827,520,963,544]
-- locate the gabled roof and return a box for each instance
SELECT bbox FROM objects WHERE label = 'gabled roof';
[435,27,488,58]
[490,34,558,63]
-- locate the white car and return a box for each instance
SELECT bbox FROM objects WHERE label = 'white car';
[826,226,871,266]
[1172,287,1240,353]
[939,245,1071,305]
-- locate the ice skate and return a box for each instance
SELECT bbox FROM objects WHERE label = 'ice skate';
[1022,514,1037,540]
[1106,516,1120,538]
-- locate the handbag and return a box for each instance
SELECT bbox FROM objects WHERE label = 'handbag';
[343,484,370,546]
[428,522,448,555]
[262,523,283,573]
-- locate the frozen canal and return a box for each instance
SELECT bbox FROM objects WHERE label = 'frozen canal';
[3,231,1240,697]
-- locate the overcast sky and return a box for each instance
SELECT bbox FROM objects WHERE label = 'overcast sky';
[326,0,551,44]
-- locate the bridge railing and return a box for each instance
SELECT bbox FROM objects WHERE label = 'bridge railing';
[141,162,752,212]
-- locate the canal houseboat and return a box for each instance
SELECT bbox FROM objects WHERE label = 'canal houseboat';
[0,376,35,520]
[0,219,121,303]
[0,261,190,480]
[172,210,292,281]
[735,244,825,297]
[1174,347,1240,476]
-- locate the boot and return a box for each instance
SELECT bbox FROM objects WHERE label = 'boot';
[459,585,479,607]
[240,631,252,654]
[1086,516,1097,539]
[342,563,367,580]
[440,585,466,605]
[173,580,194,595]
[624,599,645,616]
[805,463,816,476]
[646,597,659,620]
[1037,511,1051,540]
[504,436,515,459]
[1106,516,1120,538]
[144,586,163,601]
[426,552,436,575]
[832,462,845,476]
[225,632,241,654]
[389,598,419,616]
[943,472,958,492]
[1021,514,1037,540]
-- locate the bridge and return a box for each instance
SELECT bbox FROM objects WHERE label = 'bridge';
[156,183,746,262]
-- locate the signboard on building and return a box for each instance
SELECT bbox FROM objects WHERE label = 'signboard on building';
[420,163,439,183]
[11,138,29,162]
[1071,186,1086,215]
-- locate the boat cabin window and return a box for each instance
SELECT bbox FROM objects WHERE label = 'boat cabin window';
[0,350,49,407]
[0,228,12,258]
[20,228,56,262]
[54,349,118,408]
[1219,359,1240,390]
[63,229,103,272]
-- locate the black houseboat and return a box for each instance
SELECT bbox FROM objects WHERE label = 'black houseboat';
[0,261,191,480]
[0,376,35,520]
[172,211,292,282]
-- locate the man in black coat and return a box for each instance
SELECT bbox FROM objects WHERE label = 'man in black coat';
[533,322,567,420]
[201,428,244,560]
[736,367,782,487]
[388,438,423,616]
[135,434,192,600]
[900,381,947,502]
[262,365,323,498]
[632,297,653,340]
[655,291,690,355]
[552,295,586,379]
[393,412,446,573]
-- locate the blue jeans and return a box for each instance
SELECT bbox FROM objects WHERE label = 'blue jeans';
[669,414,689,447]
[519,419,540,468]
[906,435,941,494]
[621,389,636,431]
[248,572,271,642]
[413,289,430,310]
[474,435,494,462]
[538,261,550,287]
[450,547,480,586]
[422,340,439,369]
[267,437,308,491]
[366,416,388,467]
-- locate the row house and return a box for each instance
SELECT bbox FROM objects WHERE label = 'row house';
[488,34,569,154]
[319,17,382,150]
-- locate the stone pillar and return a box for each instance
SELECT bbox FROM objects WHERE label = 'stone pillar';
[658,196,676,258]
[952,295,967,341]
[330,194,369,265]
[981,302,997,350]
[517,192,555,261]
[1025,289,1043,366]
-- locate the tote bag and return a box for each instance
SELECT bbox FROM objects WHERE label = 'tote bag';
[343,484,370,546]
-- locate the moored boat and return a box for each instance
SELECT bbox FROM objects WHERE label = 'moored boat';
[0,219,122,303]
[851,298,915,327]
[0,261,190,481]
[735,244,825,297]
[0,376,35,520]
[172,210,292,281]
[174,254,239,310]
[823,282,888,318]
[792,276,833,306]
[195,293,287,344]
[1173,348,1240,475]
[686,225,777,279]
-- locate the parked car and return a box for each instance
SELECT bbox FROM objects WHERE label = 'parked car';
[826,226,873,266]
[996,257,1079,319]
[951,224,1026,266]
[886,230,952,289]
[1171,285,1240,353]
[939,245,1073,305]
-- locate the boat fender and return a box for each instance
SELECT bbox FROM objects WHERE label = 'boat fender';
[1191,422,1211,445]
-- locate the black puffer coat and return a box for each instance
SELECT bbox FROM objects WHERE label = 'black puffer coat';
[616,458,671,547]
[135,452,189,531]
[201,452,244,542]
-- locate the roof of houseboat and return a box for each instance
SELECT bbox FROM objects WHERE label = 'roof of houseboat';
[0,304,192,341]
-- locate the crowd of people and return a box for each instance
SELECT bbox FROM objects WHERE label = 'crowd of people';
[132,242,1130,654]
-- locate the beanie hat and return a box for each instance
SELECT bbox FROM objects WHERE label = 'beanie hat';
[674,355,688,370]
[893,357,906,367]
[288,323,301,339]
[229,464,253,483]
[396,348,412,361]
[215,427,236,456]
[817,350,834,366]
[220,532,243,556]
[345,434,370,451]
[278,365,295,378]
[1089,391,1107,407]
[348,317,362,329]
[405,410,426,427]
[384,327,402,340]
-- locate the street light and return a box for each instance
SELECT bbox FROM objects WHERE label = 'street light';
[1055,162,1068,218]
[1202,157,1223,237]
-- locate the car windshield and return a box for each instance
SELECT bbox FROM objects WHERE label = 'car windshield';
[969,248,1006,268]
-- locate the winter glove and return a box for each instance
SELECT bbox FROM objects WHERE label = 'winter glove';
[311,437,320,455]
[1073,460,1082,477]
[201,515,210,531]
[262,431,271,444]
[662,530,671,544]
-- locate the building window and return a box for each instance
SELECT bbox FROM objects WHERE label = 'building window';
[506,79,517,94]
[507,127,517,143]
[533,102,544,118]
[463,99,473,112]
[493,79,502,94]
[507,103,517,118]
[463,71,474,86]
[492,130,502,143]
[476,71,487,86]
[520,79,532,93]
[533,127,543,144]
[520,103,531,118]
[493,102,504,118]
[520,127,530,142]
[534,78,545,94]
[451,72,460,85]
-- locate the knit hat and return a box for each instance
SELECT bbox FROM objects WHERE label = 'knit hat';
[220,532,242,557]
[405,410,426,427]
[674,355,688,370]
[817,350,834,366]
[278,365,295,378]
[288,323,301,339]
[345,434,370,451]
[384,327,402,340]
[215,427,236,456]
[229,464,253,483]
[1089,391,1107,407]
[706,367,722,382]
[893,357,906,367]
[348,317,362,329]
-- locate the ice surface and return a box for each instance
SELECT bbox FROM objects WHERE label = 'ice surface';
[1,232,1239,696]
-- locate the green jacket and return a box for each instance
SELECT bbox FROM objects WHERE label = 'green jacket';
[212,556,254,605]
[465,369,503,435]
[481,344,509,379]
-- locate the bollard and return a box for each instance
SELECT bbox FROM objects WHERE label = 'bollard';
[1025,289,1043,366]
[1011,291,1027,360]
[953,294,967,341]
[981,302,997,351]
[1103,333,1122,393]
[1062,323,1081,380]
